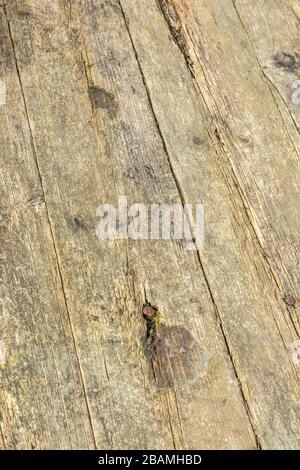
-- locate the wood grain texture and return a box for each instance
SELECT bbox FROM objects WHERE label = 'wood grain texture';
[120,0,300,449]
[2,0,257,449]
[168,0,300,327]
[0,7,94,450]
[234,0,300,136]
[0,0,299,450]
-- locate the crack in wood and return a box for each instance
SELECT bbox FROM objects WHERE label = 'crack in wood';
[156,0,195,77]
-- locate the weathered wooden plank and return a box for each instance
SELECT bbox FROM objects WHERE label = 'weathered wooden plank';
[0,7,94,449]
[3,0,257,449]
[119,0,300,449]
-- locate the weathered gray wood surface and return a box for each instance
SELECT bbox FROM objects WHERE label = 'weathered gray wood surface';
[0,0,299,449]
[0,5,94,449]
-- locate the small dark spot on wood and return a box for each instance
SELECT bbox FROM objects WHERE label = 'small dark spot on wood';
[175,239,184,248]
[18,11,31,19]
[239,135,250,144]
[126,166,139,181]
[214,128,221,141]
[89,315,99,322]
[65,28,80,48]
[284,294,297,307]
[193,136,203,145]
[88,86,118,117]
[273,52,299,72]
[73,217,85,230]
[144,164,155,179]
[26,195,45,209]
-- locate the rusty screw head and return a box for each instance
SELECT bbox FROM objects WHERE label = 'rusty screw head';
[284,294,297,307]
[143,305,156,319]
